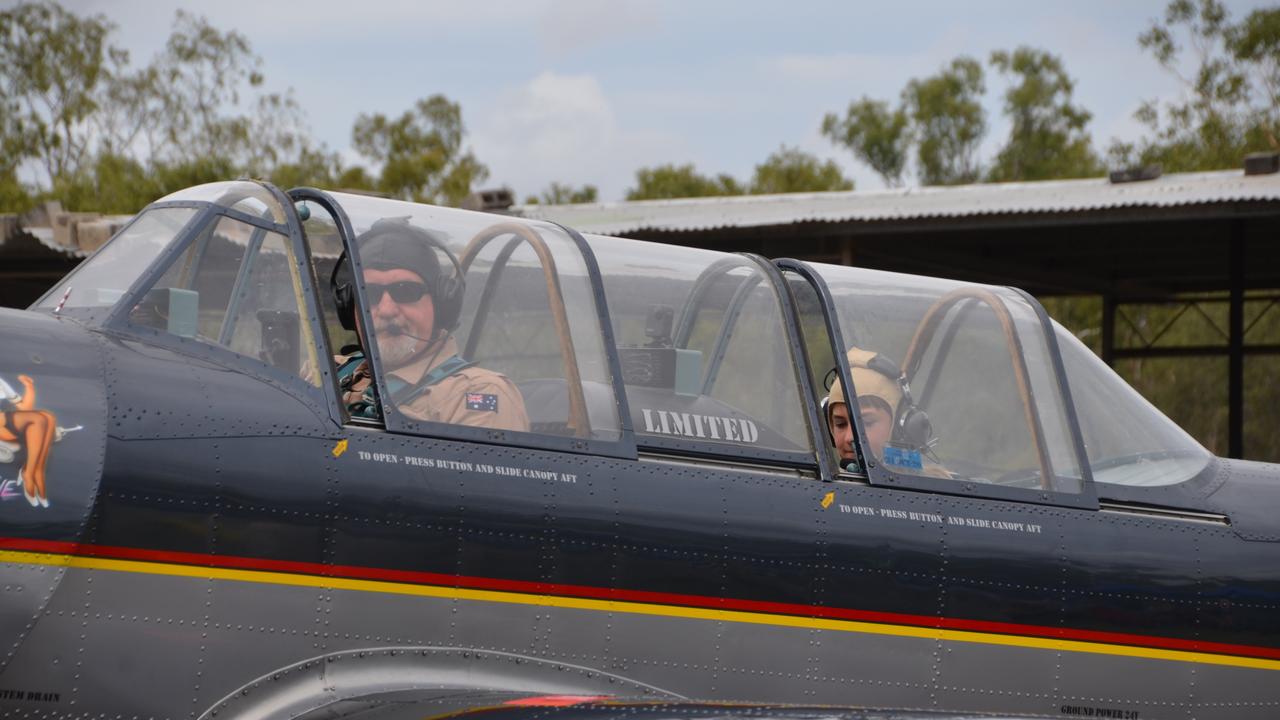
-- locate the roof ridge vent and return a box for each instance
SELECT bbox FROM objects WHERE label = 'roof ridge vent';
[462,187,514,213]
[1109,164,1162,184]
[1244,152,1280,176]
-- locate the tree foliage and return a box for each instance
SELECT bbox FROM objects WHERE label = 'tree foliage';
[822,57,988,186]
[1111,0,1280,171]
[0,1,118,186]
[987,47,1104,182]
[750,145,853,194]
[626,163,744,200]
[627,149,851,201]
[352,95,489,205]
[0,2,488,214]
[267,146,350,194]
[821,98,909,188]
[6,0,1280,220]
[904,57,987,185]
[0,2,353,213]
[110,12,314,179]
[0,169,33,214]
[525,182,599,205]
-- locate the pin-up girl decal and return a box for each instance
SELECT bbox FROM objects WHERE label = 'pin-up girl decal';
[0,375,59,508]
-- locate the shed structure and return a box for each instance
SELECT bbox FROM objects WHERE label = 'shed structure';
[522,168,1280,461]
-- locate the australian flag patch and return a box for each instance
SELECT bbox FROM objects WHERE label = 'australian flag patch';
[465,392,499,412]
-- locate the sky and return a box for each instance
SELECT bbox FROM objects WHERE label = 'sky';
[53,0,1280,201]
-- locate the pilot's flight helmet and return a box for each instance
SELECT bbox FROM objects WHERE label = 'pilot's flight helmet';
[359,219,443,288]
[333,218,465,333]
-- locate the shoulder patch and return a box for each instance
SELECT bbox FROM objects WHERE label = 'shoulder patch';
[465,392,499,412]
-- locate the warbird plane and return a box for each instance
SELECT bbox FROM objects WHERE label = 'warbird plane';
[0,180,1276,719]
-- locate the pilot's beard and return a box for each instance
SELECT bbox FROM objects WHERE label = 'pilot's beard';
[372,323,424,368]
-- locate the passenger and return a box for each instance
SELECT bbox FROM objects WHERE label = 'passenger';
[334,219,529,432]
[825,348,902,465]
[825,347,950,478]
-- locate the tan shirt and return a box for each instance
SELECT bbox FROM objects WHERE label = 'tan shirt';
[339,336,529,432]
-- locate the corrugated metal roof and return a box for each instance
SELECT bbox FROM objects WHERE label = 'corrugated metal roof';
[1,212,134,258]
[26,227,87,257]
[517,169,1280,235]
[0,222,84,258]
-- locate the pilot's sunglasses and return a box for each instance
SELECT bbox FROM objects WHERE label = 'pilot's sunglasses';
[365,281,429,304]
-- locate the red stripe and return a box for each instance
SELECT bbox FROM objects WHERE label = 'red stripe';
[2,536,1276,662]
[503,696,609,707]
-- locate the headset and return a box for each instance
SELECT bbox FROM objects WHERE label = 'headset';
[331,218,467,336]
[863,353,934,452]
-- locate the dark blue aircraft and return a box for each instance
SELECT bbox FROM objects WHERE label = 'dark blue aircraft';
[0,180,1276,719]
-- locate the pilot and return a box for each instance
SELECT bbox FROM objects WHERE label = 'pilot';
[334,220,529,432]
[825,348,902,465]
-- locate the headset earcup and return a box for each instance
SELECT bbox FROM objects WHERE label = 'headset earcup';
[896,406,933,450]
[334,281,356,331]
[433,274,465,332]
[863,351,934,452]
[820,397,836,447]
[330,249,357,332]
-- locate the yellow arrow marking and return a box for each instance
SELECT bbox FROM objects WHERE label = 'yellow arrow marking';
[332,439,349,458]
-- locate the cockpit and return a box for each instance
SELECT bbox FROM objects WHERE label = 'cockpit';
[33,180,1214,506]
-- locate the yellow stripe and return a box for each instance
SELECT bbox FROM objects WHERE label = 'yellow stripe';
[4,549,1278,672]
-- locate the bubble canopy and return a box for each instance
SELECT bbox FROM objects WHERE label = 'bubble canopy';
[807,263,1210,494]
[31,180,1214,491]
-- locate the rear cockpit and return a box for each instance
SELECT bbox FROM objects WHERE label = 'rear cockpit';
[802,263,1212,505]
[31,179,1218,506]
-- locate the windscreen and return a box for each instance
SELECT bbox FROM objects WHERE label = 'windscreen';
[36,181,323,385]
[125,213,321,385]
[1055,322,1211,487]
[34,207,199,318]
[35,181,291,322]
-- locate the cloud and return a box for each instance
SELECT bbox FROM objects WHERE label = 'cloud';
[537,0,659,58]
[763,52,944,94]
[84,0,543,48]
[471,72,679,202]
[766,53,892,85]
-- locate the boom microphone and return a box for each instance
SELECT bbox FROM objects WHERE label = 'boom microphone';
[379,326,444,357]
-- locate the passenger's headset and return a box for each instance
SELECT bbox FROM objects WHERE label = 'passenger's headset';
[863,353,934,452]
[825,353,934,452]
[331,218,467,336]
